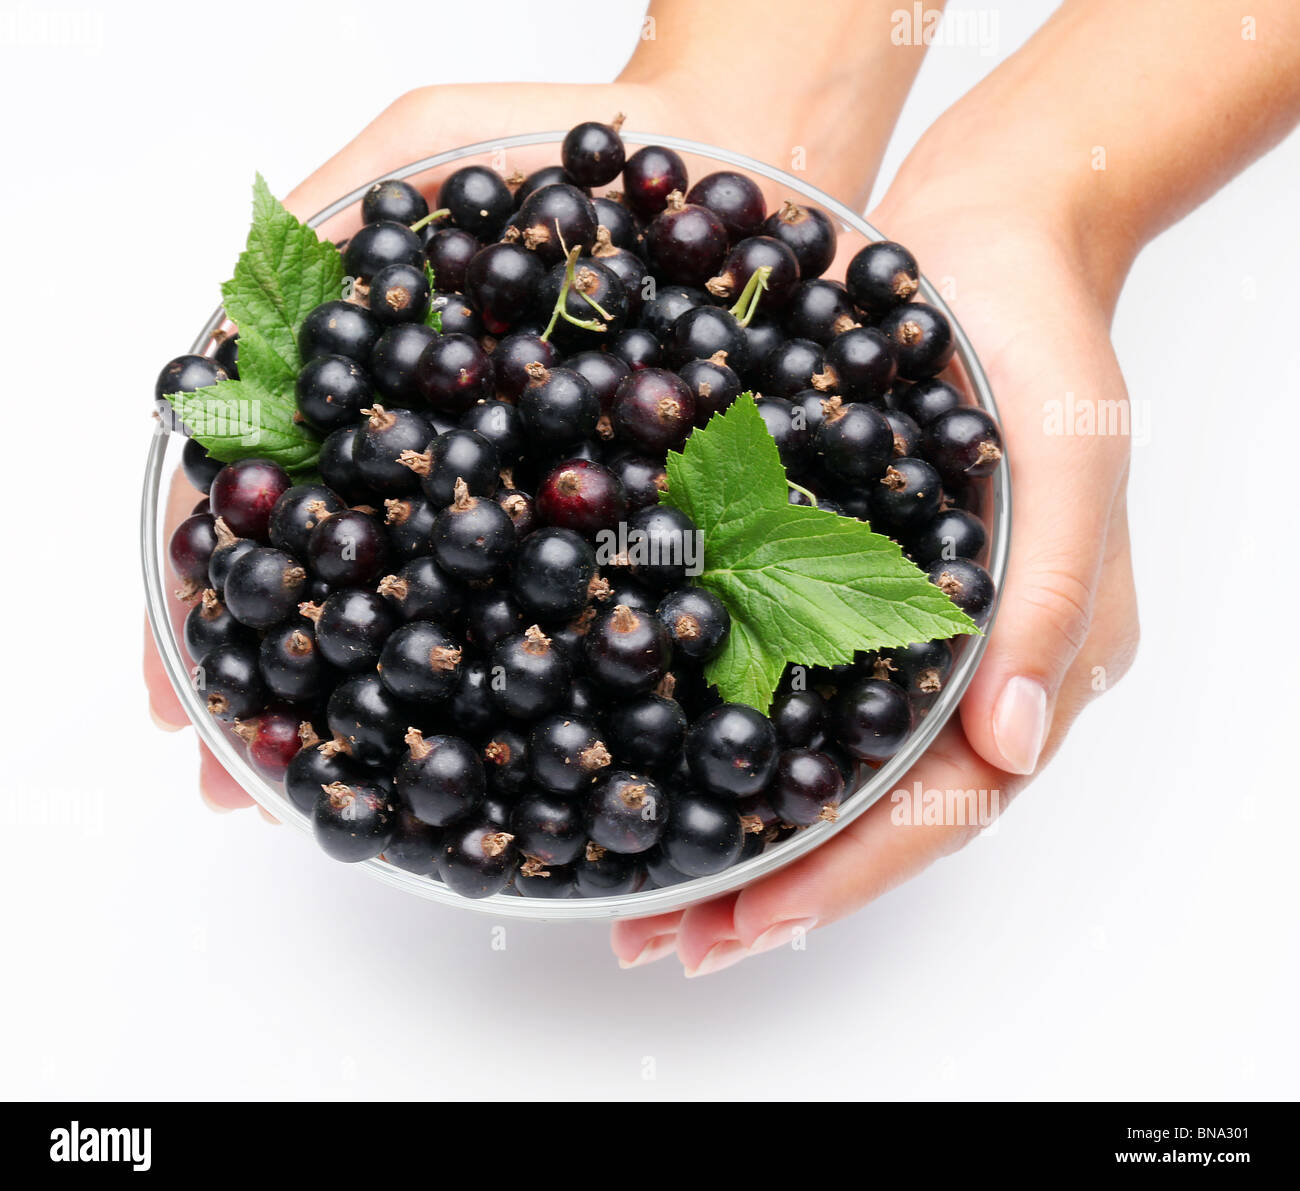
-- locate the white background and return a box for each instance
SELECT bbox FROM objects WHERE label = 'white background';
[1,0,1296,1100]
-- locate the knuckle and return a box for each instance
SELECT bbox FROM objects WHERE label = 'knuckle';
[1019,564,1094,656]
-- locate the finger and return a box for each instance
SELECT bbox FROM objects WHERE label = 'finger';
[724,723,1022,958]
[675,893,745,978]
[610,908,686,968]
[198,741,255,812]
[959,323,1131,777]
[144,618,189,730]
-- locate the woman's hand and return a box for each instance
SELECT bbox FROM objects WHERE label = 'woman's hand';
[611,178,1140,974]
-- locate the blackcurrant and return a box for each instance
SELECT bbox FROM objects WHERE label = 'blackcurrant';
[369,261,431,325]
[285,730,358,814]
[883,408,923,458]
[908,507,987,569]
[382,496,436,560]
[833,677,913,761]
[845,240,920,318]
[326,672,409,765]
[572,844,641,897]
[584,603,671,695]
[467,588,524,649]
[343,222,427,284]
[212,333,239,380]
[362,177,428,226]
[210,458,292,541]
[377,555,464,624]
[395,728,484,826]
[430,480,516,580]
[168,512,218,586]
[925,407,1004,484]
[762,338,825,398]
[207,527,256,599]
[707,236,801,308]
[490,331,560,402]
[483,725,530,796]
[415,332,494,413]
[464,242,545,334]
[438,165,513,238]
[656,587,730,663]
[511,526,597,621]
[383,806,443,877]
[564,349,629,412]
[768,748,845,826]
[814,326,897,402]
[592,195,643,255]
[155,353,227,428]
[223,546,308,629]
[678,351,741,425]
[660,791,744,877]
[294,355,372,434]
[879,302,955,380]
[621,144,688,218]
[508,791,586,867]
[378,621,463,702]
[881,638,953,698]
[610,326,660,369]
[761,201,836,279]
[428,292,480,337]
[611,367,695,453]
[424,226,478,293]
[495,488,537,538]
[488,625,572,720]
[368,323,437,404]
[626,504,699,591]
[528,714,612,796]
[770,689,827,748]
[197,641,265,721]
[585,771,668,854]
[405,428,499,508]
[814,396,894,483]
[537,459,627,535]
[517,183,598,265]
[606,453,667,511]
[927,557,996,626]
[868,456,943,530]
[605,693,687,770]
[535,256,628,353]
[562,116,627,186]
[313,776,396,862]
[298,300,379,364]
[685,703,778,798]
[438,818,519,898]
[259,620,331,702]
[269,483,346,557]
[666,304,750,374]
[184,588,248,662]
[686,171,766,240]
[739,314,784,384]
[646,190,728,285]
[308,508,391,586]
[513,164,586,207]
[891,377,963,426]
[639,283,708,342]
[181,437,223,493]
[519,364,600,448]
[514,862,576,898]
[783,279,858,345]
[756,395,812,472]
[447,657,496,740]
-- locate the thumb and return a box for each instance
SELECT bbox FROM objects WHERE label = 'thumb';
[959,362,1129,776]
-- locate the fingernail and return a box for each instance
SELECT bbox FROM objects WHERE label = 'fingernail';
[618,933,677,969]
[684,940,747,979]
[992,676,1048,775]
[148,705,182,733]
[748,916,818,956]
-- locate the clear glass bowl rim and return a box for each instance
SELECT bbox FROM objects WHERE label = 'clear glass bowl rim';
[140,130,1012,921]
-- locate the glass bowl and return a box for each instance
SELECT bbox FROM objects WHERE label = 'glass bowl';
[141,131,1011,921]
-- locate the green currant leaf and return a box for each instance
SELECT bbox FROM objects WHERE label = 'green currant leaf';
[171,378,321,474]
[662,394,978,713]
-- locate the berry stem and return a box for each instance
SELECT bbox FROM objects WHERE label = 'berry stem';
[787,480,820,507]
[408,207,450,233]
[541,246,606,342]
[729,265,772,328]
